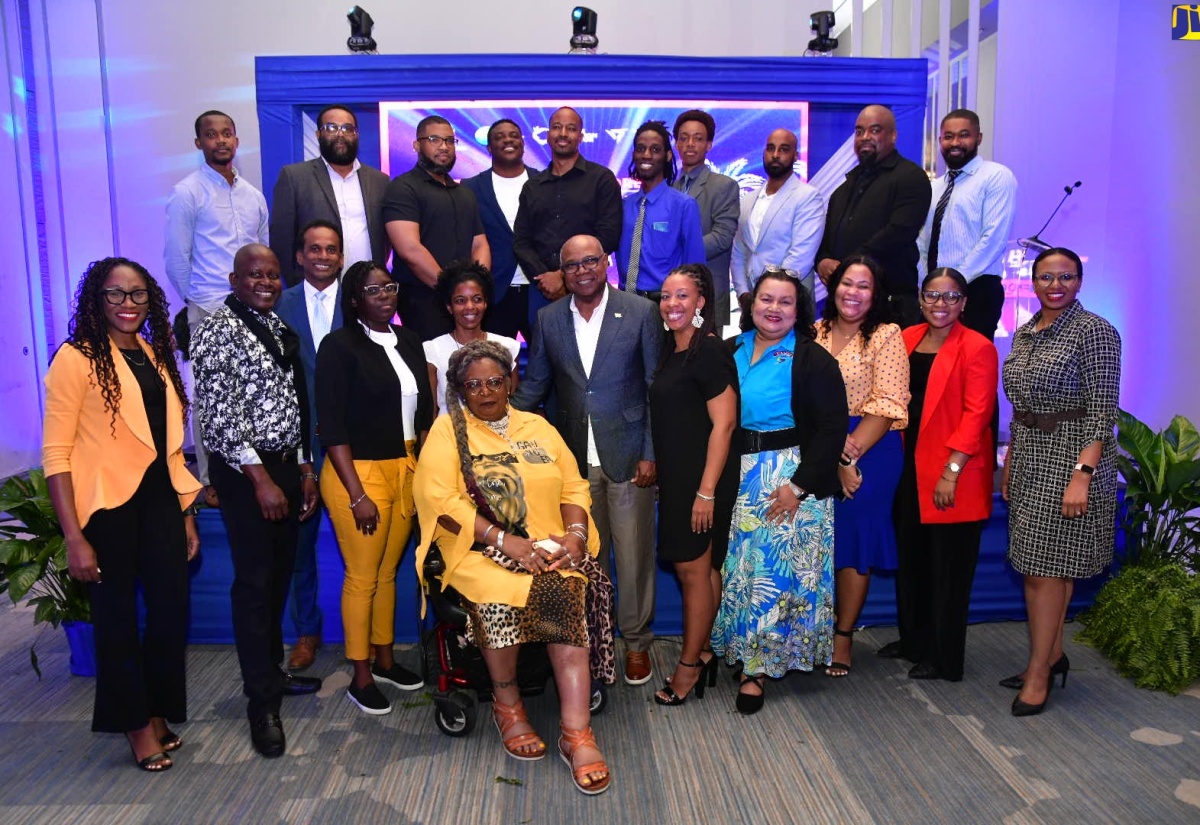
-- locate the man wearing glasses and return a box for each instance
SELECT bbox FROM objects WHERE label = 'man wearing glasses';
[270,105,391,286]
[511,234,662,688]
[384,115,490,342]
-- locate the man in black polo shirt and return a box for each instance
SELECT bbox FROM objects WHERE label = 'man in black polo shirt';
[512,106,622,307]
[384,115,490,341]
[816,105,932,327]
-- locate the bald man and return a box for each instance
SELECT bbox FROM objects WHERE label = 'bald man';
[816,105,932,327]
[730,128,825,312]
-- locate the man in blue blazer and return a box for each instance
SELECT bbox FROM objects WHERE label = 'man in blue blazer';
[273,219,345,670]
[462,119,542,340]
[510,234,662,687]
[730,128,825,314]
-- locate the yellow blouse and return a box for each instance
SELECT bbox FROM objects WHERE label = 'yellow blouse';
[413,408,598,611]
[815,321,911,430]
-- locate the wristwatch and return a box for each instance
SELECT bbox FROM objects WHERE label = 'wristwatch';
[1074,462,1095,475]
[944,461,963,474]
[787,481,810,502]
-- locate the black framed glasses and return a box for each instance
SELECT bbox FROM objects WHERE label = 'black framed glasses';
[562,255,604,275]
[319,123,358,135]
[920,290,964,305]
[362,283,399,297]
[102,288,150,306]
[463,376,506,395]
[418,135,458,146]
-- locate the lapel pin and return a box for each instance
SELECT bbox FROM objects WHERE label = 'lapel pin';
[614,313,623,318]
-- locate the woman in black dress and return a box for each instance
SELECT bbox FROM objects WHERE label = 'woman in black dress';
[648,264,739,705]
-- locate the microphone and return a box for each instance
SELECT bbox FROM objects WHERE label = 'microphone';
[1019,180,1083,251]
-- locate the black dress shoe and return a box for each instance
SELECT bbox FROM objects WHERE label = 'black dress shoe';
[280,671,321,695]
[877,640,910,660]
[249,713,285,758]
[908,663,945,680]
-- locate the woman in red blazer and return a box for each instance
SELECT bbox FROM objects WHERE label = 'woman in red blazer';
[880,268,998,681]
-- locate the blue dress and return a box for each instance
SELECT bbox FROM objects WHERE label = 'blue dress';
[711,330,835,676]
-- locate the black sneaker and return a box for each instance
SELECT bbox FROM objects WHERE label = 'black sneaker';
[371,662,424,691]
[347,680,392,715]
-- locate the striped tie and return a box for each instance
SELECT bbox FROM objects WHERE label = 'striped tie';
[624,196,647,292]
[927,169,962,272]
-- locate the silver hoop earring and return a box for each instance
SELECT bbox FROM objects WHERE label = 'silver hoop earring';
[691,308,704,329]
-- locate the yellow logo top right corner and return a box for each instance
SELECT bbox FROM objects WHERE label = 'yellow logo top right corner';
[1173,4,1200,40]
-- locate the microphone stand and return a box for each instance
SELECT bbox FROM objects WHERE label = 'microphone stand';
[1019,181,1082,252]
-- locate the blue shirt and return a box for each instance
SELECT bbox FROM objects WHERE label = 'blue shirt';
[733,329,797,431]
[617,182,706,291]
[916,155,1017,281]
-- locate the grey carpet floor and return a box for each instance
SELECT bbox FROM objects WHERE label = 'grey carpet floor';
[0,600,1197,824]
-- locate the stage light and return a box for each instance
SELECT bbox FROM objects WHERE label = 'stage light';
[569,7,599,55]
[807,10,838,56]
[347,6,377,54]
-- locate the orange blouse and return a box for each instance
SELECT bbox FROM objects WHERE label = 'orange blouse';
[814,321,911,430]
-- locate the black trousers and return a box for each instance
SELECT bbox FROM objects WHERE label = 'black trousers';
[488,283,533,342]
[893,478,984,681]
[397,282,453,342]
[83,461,189,733]
[210,453,300,718]
[960,274,1005,342]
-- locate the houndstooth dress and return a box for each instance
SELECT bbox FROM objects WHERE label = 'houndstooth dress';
[1003,300,1121,578]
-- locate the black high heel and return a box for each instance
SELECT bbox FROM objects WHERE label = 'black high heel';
[827,628,854,678]
[1011,672,1055,717]
[736,674,766,715]
[700,648,719,688]
[999,654,1070,690]
[654,660,706,705]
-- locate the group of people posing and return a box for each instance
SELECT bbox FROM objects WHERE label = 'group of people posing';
[40,100,1120,800]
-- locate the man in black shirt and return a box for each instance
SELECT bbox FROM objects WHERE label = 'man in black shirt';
[383,115,490,341]
[512,107,622,306]
[816,105,932,327]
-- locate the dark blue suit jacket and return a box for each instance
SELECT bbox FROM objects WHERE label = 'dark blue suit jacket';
[276,282,345,449]
[462,166,540,303]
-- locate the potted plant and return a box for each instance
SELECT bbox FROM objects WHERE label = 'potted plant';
[1077,411,1200,694]
[0,468,94,677]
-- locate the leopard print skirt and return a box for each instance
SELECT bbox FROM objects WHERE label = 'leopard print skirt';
[463,574,589,650]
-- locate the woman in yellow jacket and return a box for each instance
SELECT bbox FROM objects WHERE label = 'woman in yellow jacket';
[43,258,200,772]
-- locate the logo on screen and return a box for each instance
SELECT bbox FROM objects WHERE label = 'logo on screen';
[1172,5,1200,39]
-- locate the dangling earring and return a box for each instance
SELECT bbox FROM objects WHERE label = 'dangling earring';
[691,308,704,329]
[663,320,670,331]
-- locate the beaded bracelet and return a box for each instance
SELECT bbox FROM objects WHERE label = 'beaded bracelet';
[695,491,715,502]
[349,492,368,508]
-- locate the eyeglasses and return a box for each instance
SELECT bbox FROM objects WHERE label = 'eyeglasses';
[102,288,150,305]
[1035,272,1079,285]
[362,283,399,297]
[463,376,507,395]
[920,290,964,305]
[418,135,458,146]
[761,266,800,279]
[562,255,604,275]
[319,123,358,135]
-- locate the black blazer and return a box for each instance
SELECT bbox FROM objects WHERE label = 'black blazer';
[727,333,848,500]
[315,323,434,460]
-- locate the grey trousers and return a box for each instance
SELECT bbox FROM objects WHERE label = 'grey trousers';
[588,465,657,652]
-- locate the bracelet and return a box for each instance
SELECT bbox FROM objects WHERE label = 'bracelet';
[695,491,716,502]
[301,472,318,482]
[496,531,506,551]
[567,529,587,543]
[483,524,497,543]
[565,522,588,531]
[349,492,368,508]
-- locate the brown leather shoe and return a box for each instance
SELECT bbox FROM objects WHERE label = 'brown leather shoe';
[287,635,320,671]
[624,650,652,686]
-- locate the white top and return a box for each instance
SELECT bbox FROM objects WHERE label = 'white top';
[569,286,610,467]
[423,332,521,413]
[362,322,420,441]
[491,170,531,285]
[324,158,372,270]
[303,279,339,349]
[748,190,776,246]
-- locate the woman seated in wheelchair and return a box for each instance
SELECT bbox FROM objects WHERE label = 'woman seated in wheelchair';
[414,340,613,796]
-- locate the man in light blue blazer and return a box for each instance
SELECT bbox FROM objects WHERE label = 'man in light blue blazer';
[274,219,346,671]
[510,234,662,687]
[730,128,825,314]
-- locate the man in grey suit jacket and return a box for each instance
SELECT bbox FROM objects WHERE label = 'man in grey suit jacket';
[510,234,662,687]
[273,219,346,671]
[673,110,740,325]
[270,105,391,286]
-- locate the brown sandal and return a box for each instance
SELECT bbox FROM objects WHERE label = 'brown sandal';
[491,700,546,761]
[558,725,611,795]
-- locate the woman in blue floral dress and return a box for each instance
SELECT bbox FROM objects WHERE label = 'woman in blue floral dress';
[712,270,848,714]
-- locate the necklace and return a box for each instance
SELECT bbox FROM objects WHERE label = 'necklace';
[121,349,148,368]
[484,413,510,441]
[451,330,486,350]
[834,321,860,342]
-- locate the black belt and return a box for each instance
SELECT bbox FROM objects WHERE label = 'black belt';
[635,289,662,302]
[735,427,799,454]
[257,448,299,465]
[1011,408,1085,433]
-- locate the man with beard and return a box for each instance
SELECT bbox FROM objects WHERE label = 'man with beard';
[384,115,490,341]
[672,110,741,325]
[617,121,705,299]
[916,109,1017,341]
[816,105,932,327]
[462,119,541,340]
[270,105,391,285]
[510,234,662,687]
[191,244,322,758]
[513,107,622,304]
[730,128,825,312]
[166,110,269,507]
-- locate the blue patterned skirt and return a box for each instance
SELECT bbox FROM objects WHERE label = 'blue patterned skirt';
[711,446,835,677]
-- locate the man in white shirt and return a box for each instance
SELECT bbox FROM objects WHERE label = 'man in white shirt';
[165,109,269,500]
[917,108,1018,341]
[463,119,541,340]
[270,105,392,286]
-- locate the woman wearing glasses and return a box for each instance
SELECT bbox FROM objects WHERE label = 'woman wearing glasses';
[1001,247,1120,716]
[315,261,435,714]
[814,255,910,676]
[884,268,997,682]
[414,341,612,795]
[43,258,201,771]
